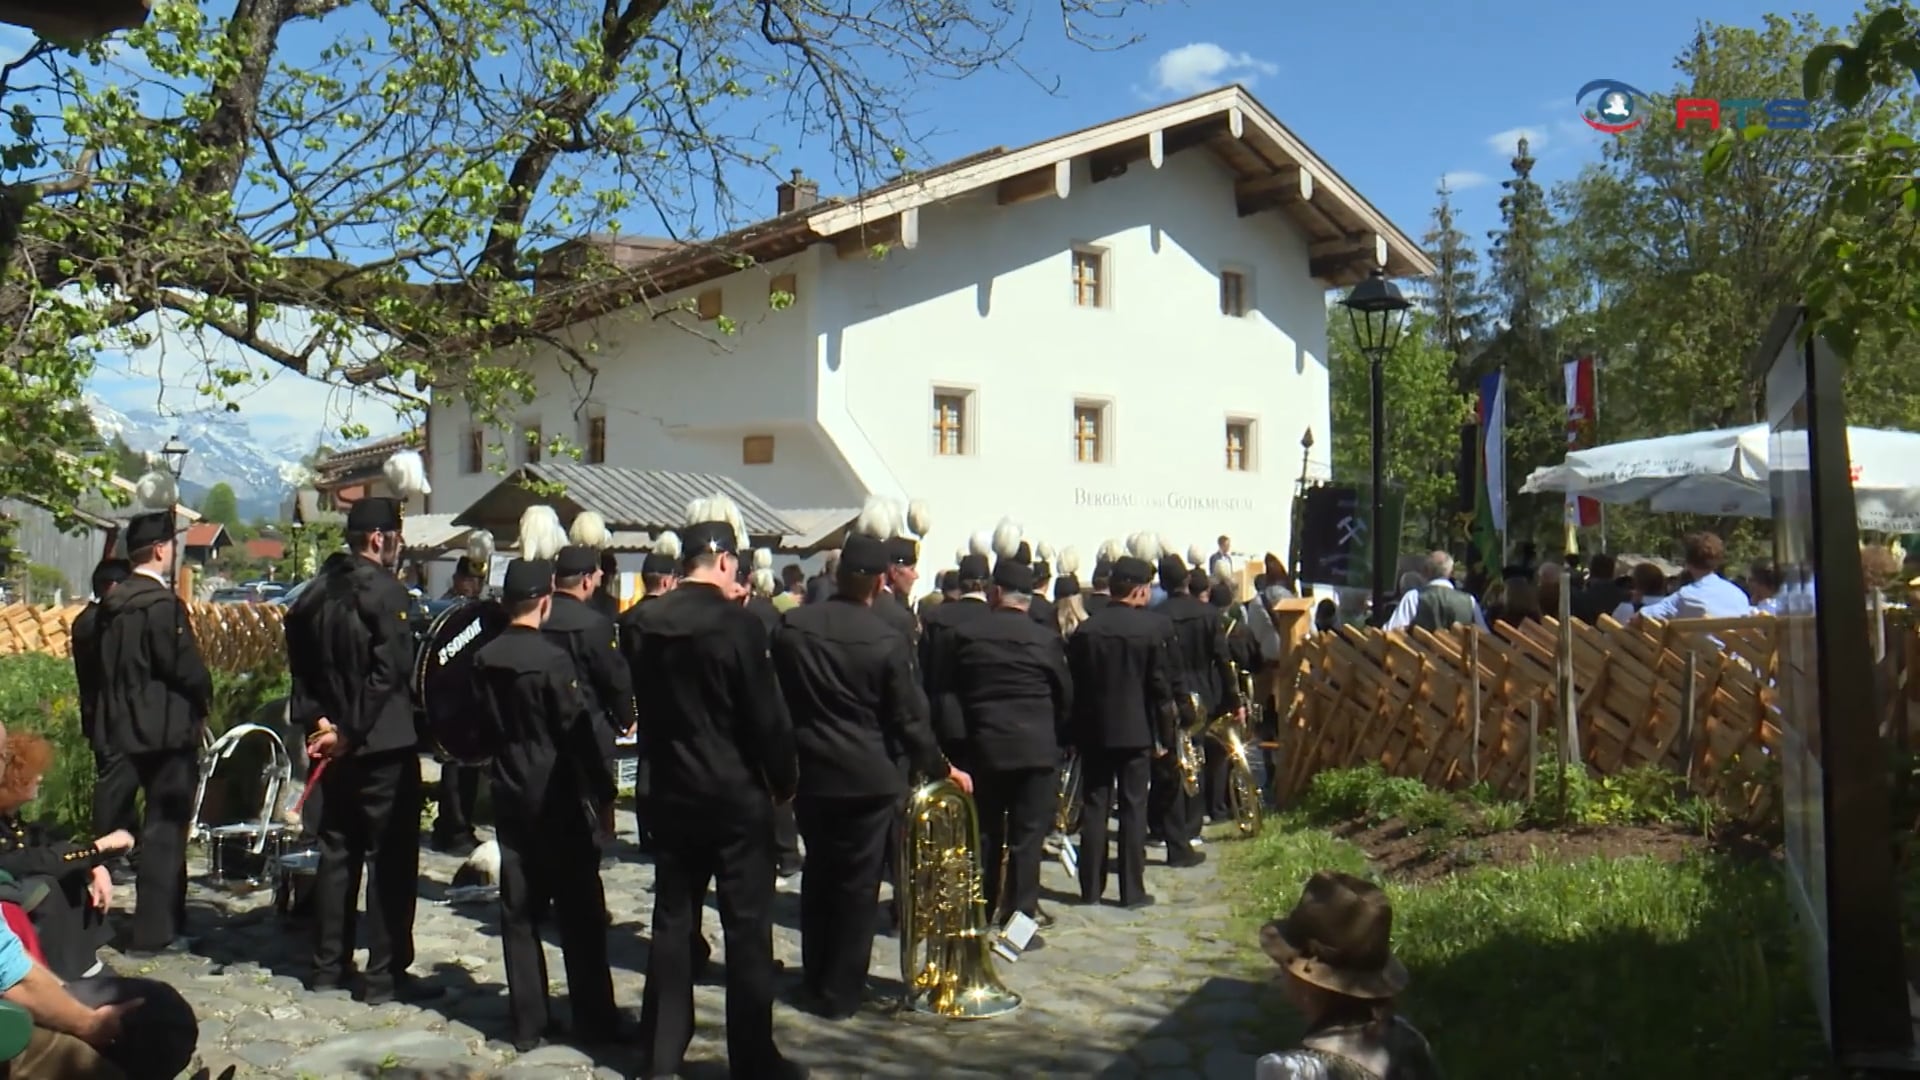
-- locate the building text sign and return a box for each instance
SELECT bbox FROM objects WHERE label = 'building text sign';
[1073,487,1257,514]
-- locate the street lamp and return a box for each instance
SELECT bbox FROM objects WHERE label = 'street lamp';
[1338,269,1411,624]
[159,435,188,589]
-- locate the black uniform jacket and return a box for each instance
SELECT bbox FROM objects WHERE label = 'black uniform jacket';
[950,607,1073,772]
[96,571,212,755]
[1160,593,1242,718]
[473,625,600,832]
[746,595,782,635]
[624,582,798,813]
[283,557,419,757]
[770,596,947,800]
[542,593,635,786]
[1027,593,1057,634]
[873,588,918,647]
[1064,603,1179,754]
[70,601,108,752]
[917,595,992,750]
[1083,592,1112,615]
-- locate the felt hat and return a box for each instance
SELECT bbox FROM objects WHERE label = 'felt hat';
[1260,870,1410,1000]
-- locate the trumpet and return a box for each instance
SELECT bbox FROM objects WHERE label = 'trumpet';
[898,778,1022,1019]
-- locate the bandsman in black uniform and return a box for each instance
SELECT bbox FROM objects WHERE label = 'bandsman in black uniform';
[918,530,994,754]
[96,478,211,954]
[284,452,441,1003]
[432,531,493,856]
[615,531,680,853]
[1066,554,1179,909]
[771,532,963,1020]
[844,497,920,647]
[949,556,1071,939]
[539,508,636,860]
[1025,541,1057,631]
[72,558,135,879]
[626,496,805,1080]
[1085,539,1124,615]
[745,548,782,634]
[472,557,621,1052]
[1151,551,1238,867]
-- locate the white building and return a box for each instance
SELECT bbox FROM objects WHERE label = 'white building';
[422,86,1432,588]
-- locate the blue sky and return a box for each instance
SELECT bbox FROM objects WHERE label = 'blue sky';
[79,0,1867,449]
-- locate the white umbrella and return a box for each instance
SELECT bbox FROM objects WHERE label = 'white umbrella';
[1520,424,1920,531]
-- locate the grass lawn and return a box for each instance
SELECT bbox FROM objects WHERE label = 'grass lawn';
[1218,766,1832,1078]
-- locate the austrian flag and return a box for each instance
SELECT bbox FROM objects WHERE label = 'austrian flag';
[1564,357,1601,528]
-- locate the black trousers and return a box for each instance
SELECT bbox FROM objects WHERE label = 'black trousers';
[772,803,802,875]
[793,794,894,1017]
[977,767,1054,921]
[29,870,111,980]
[311,749,422,988]
[1078,748,1151,905]
[637,800,783,1078]
[432,763,481,846]
[1149,755,1201,861]
[1203,736,1234,820]
[126,750,194,951]
[91,748,138,841]
[497,820,615,1044]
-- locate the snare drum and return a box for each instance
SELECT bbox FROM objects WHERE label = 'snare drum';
[273,848,319,918]
[205,823,295,889]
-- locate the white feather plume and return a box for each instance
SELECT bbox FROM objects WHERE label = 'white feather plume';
[905,499,932,539]
[968,531,993,558]
[752,547,773,571]
[569,511,611,550]
[853,495,900,541]
[383,450,431,500]
[1057,546,1082,578]
[518,505,568,562]
[750,568,777,597]
[1187,543,1208,568]
[464,530,495,576]
[1036,541,1056,564]
[954,546,968,563]
[653,530,682,560]
[1099,538,1126,565]
[991,518,1022,560]
[682,494,747,551]
[1158,534,1176,561]
[1128,532,1163,563]
[133,471,177,512]
[452,840,501,888]
[1212,559,1237,585]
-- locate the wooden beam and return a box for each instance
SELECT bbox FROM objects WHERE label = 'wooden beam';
[996,160,1071,206]
[1235,166,1314,218]
[1162,109,1244,158]
[1088,130,1166,182]
[832,209,920,259]
[1309,233,1389,284]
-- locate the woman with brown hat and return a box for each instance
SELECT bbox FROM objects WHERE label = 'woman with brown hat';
[1257,871,1441,1079]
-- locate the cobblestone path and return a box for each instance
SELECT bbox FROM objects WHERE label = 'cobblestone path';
[119,826,1276,1079]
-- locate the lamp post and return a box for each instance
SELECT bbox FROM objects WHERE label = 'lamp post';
[1337,269,1411,625]
[159,435,189,590]
[287,520,304,582]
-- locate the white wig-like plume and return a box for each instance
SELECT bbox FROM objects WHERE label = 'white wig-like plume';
[569,511,611,550]
[1098,538,1126,565]
[1036,541,1056,565]
[904,499,932,539]
[682,494,747,549]
[749,547,775,596]
[853,495,901,541]
[518,505,568,562]
[991,518,1023,560]
[133,471,178,513]
[464,529,496,577]
[1213,558,1238,585]
[1127,532,1163,563]
[653,530,683,560]
[1187,543,1208,568]
[752,547,773,571]
[1057,546,1082,579]
[383,450,431,501]
[1158,534,1177,561]
[968,531,992,557]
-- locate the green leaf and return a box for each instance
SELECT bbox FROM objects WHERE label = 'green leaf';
[1803,42,1850,100]
[1702,130,1737,176]
[1833,55,1874,109]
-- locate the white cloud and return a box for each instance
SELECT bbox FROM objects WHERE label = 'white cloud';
[1148,43,1278,97]
[1486,127,1547,157]
[89,306,412,447]
[1441,170,1489,191]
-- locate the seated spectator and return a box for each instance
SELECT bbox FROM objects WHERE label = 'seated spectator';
[0,905,197,1078]
[1257,871,1440,1079]
[1571,553,1627,624]
[0,727,130,980]
[1747,558,1783,614]
[1385,552,1487,633]
[1498,578,1543,624]
[1636,533,1750,621]
[1613,563,1670,623]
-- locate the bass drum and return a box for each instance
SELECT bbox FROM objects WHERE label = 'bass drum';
[414,598,507,765]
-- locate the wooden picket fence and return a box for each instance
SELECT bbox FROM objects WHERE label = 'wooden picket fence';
[0,602,287,676]
[1275,614,1788,821]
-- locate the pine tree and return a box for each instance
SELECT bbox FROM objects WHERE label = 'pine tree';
[1421,181,1491,386]
[1488,137,1551,344]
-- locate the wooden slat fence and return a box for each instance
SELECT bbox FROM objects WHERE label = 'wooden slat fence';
[0,602,287,676]
[1275,613,1788,821]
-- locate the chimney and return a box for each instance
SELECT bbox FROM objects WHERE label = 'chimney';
[776,168,818,214]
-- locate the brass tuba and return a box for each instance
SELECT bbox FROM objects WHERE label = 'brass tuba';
[1215,663,1264,838]
[899,779,1022,1019]
[1054,753,1083,836]
[1175,691,1203,796]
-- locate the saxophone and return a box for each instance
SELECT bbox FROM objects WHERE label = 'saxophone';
[898,779,1022,1019]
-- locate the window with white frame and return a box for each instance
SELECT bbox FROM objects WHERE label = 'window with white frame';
[1070,247,1107,308]
[1225,418,1255,471]
[1073,400,1109,463]
[932,389,973,456]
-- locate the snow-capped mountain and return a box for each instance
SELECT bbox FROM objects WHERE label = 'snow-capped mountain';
[87,396,310,521]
